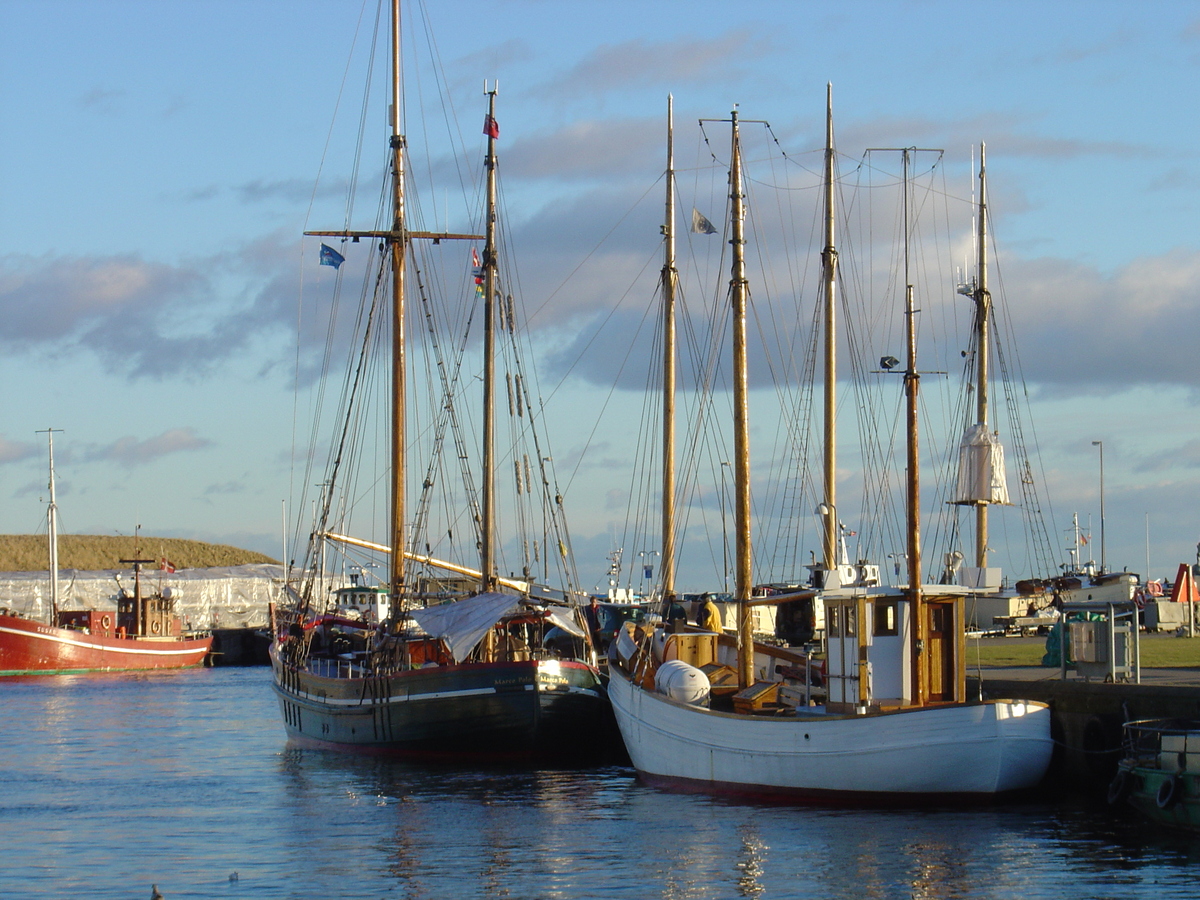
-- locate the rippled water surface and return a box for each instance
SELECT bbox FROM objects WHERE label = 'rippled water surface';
[2,667,1198,899]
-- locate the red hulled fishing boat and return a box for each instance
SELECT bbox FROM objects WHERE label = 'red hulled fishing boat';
[0,430,212,676]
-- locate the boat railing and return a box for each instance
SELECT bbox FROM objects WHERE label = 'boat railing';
[304,655,368,679]
[1121,718,1200,771]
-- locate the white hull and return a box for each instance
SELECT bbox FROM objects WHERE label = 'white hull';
[608,663,1052,801]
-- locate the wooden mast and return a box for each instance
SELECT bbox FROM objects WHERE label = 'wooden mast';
[901,148,926,705]
[304,0,481,613]
[972,143,991,570]
[660,95,678,608]
[387,0,407,606]
[481,83,499,595]
[820,84,838,573]
[729,109,755,690]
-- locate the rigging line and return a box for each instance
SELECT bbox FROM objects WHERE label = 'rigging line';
[304,174,393,537]
[295,35,392,567]
[615,323,664,595]
[754,131,818,569]
[559,248,662,496]
[989,232,1058,565]
[502,304,582,589]
[291,1,377,564]
[523,175,662,348]
[295,230,382,570]
[408,250,484,562]
[304,249,390,587]
[479,175,584,590]
[412,0,481,208]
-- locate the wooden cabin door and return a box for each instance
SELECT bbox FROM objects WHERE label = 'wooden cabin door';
[926,602,955,702]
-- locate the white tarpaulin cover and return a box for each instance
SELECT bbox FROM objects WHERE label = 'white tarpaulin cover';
[408,592,522,663]
[0,563,285,629]
[406,593,588,662]
[545,609,585,638]
[955,423,1010,505]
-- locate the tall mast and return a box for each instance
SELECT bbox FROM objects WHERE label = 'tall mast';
[388,0,408,604]
[729,109,754,690]
[40,428,61,623]
[901,149,927,704]
[821,84,838,572]
[973,143,991,569]
[480,84,499,593]
[660,95,677,606]
[304,0,483,610]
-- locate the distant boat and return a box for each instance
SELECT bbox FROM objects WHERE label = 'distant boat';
[1109,718,1200,831]
[607,94,1052,802]
[269,0,612,761]
[0,430,212,675]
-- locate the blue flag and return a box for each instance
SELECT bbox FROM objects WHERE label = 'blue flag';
[319,243,345,269]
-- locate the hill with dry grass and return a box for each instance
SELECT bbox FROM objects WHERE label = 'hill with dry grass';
[0,535,278,572]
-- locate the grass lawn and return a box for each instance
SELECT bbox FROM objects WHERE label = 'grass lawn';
[967,632,1200,668]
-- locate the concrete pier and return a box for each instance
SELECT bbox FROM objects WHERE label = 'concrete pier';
[970,641,1200,797]
[207,627,271,666]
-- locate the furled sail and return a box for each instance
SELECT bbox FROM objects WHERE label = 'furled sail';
[955,423,1010,504]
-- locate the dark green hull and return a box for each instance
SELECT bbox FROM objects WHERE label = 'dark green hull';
[271,646,619,762]
[1114,765,1200,832]
[1110,719,1200,832]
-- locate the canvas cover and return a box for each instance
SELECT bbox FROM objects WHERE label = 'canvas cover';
[955,423,1010,505]
[407,592,522,663]
[407,593,588,662]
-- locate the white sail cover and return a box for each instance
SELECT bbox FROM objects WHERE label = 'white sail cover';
[406,593,586,662]
[545,608,585,639]
[407,592,521,663]
[955,423,1010,505]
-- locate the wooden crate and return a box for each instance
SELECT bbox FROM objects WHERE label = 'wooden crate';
[663,632,717,668]
[699,662,739,698]
[733,681,779,714]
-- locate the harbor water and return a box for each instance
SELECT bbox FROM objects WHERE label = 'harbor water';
[1,668,1198,899]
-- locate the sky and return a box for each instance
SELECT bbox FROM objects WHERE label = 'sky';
[2,0,1200,593]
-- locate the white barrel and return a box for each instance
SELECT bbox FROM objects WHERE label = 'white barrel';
[654,659,710,706]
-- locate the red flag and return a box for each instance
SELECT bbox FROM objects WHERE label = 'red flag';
[471,247,484,285]
[483,114,499,139]
[160,557,176,573]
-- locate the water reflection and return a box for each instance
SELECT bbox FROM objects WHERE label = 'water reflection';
[271,746,1200,900]
[734,823,767,898]
[7,669,1200,899]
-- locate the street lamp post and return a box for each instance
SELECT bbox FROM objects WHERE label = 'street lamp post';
[1092,440,1106,573]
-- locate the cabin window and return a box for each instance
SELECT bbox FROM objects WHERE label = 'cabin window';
[930,604,953,635]
[828,605,841,637]
[844,604,856,637]
[873,600,898,636]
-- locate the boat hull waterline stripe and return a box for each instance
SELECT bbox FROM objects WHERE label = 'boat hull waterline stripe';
[0,623,209,658]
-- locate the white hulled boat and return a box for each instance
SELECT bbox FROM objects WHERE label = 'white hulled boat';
[607,92,1053,801]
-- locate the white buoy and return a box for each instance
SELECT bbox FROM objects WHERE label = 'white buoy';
[654,659,710,706]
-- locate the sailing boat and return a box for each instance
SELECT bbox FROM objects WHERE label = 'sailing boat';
[607,97,1052,801]
[269,0,611,760]
[0,430,212,675]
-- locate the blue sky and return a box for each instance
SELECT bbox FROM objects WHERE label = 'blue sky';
[2,1,1200,591]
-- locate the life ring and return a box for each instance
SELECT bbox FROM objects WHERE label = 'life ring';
[100,614,112,630]
[1156,774,1180,809]
[1148,581,1164,597]
[151,620,161,635]
[1133,588,1147,611]
[1106,769,1131,806]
